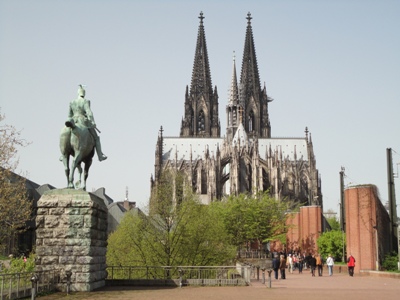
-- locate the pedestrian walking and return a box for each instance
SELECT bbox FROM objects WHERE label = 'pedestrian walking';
[272,255,280,280]
[309,255,317,277]
[316,254,323,276]
[279,254,287,279]
[298,255,304,274]
[347,254,356,276]
[326,254,334,276]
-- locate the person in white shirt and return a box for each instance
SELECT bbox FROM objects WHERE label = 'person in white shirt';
[326,254,334,276]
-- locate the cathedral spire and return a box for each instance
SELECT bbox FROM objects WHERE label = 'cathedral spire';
[239,12,271,138]
[240,12,261,98]
[181,12,220,138]
[190,11,213,97]
[226,52,245,142]
[229,52,239,106]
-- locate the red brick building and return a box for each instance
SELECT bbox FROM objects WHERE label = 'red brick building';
[345,185,391,273]
[286,206,323,254]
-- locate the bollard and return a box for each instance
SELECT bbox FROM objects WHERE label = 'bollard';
[178,268,183,288]
[65,270,72,295]
[261,268,266,284]
[267,269,273,288]
[256,265,260,281]
[30,274,38,300]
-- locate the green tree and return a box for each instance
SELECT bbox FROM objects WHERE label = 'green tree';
[212,192,292,253]
[317,230,345,262]
[107,170,236,268]
[0,111,32,254]
[325,209,340,231]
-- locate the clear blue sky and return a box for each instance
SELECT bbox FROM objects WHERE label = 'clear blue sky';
[1,0,399,216]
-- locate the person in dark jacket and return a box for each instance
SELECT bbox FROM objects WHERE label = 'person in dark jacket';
[272,255,280,279]
[298,255,304,274]
[309,254,317,277]
[279,255,287,279]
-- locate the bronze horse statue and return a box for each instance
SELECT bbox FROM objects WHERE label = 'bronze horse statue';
[59,120,95,191]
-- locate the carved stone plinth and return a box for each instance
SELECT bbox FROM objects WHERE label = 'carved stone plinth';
[35,189,108,292]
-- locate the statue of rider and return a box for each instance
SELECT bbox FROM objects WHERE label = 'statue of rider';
[65,85,107,161]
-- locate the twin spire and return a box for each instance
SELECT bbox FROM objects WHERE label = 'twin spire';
[190,11,213,97]
[181,11,269,139]
[240,12,262,99]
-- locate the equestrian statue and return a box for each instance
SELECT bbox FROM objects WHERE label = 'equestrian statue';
[60,85,107,190]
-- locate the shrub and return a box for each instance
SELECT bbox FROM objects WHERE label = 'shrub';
[6,253,35,273]
[382,252,399,271]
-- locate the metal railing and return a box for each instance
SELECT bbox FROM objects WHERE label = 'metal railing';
[106,265,251,286]
[0,270,58,300]
[237,250,269,259]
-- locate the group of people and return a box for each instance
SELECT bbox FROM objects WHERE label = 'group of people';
[271,251,356,280]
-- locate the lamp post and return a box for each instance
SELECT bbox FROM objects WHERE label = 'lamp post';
[342,229,345,263]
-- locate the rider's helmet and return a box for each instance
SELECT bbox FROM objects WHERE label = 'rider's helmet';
[77,84,86,97]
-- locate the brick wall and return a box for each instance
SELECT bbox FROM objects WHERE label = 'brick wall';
[345,185,391,273]
[300,206,322,254]
[285,206,322,254]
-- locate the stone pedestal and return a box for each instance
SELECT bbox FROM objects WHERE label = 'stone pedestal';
[35,189,108,291]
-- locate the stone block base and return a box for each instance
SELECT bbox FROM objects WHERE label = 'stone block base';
[35,189,108,292]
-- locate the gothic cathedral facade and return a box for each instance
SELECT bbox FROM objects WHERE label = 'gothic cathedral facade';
[151,12,322,208]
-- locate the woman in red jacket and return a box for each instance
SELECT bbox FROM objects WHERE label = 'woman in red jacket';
[347,254,356,276]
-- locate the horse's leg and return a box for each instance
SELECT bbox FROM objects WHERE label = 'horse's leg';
[62,155,71,188]
[75,163,83,189]
[82,159,92,191]
[69,156,80,189]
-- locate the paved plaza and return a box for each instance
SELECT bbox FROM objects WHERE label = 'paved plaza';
[38,271,399,300]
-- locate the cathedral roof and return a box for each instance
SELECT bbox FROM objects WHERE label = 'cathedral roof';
[161,136,308,162]
[258,138,308,160]
[162,137,222,161]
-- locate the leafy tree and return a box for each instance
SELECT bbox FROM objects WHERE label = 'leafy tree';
[107,170,236,269]
[317,230,345,262]
[0,111,32,254]
[212,192,292,253]
[325,209,340,231]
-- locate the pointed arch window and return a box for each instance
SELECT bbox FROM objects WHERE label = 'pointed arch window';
[201,169,207,194]
[198,110,205,132]
[232,107,237,126]
[191,109,194,131]
[248,111,254,132]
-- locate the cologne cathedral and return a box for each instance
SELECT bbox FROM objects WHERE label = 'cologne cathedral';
[151,12,322,208]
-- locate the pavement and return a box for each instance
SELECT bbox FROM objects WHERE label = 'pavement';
[37,269,400,300]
